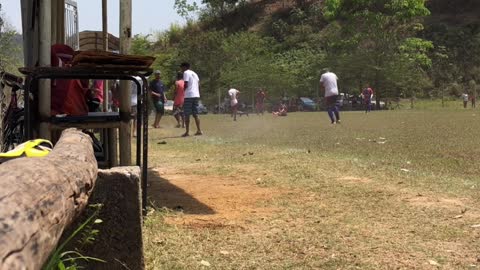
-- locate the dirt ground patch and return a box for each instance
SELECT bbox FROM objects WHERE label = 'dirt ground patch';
[405,195,467,210]
[148,168,282,228]
[338,176,372,184]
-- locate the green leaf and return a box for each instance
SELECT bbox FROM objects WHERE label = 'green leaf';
[57,261,66,270]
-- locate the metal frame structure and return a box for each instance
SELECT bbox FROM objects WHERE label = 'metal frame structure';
[65,0,80,50]
[20,66,151,210]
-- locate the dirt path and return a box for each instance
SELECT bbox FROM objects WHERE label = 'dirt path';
[148,168,283,229]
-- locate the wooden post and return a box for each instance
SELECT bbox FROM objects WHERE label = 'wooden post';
[0,129,98,269]
[39,0,52,140]
[58,0,65,44]
[51,0,58,43]
[119,0,132,166]
[108,128,118,167]
[102,0,109,111]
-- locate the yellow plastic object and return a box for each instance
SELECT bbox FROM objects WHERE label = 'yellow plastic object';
[0,139,53,162]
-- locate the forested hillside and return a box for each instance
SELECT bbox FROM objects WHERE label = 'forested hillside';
[0,3,23,73]
[133,0,480,106]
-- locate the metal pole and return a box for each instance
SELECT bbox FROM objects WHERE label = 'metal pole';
[39,0,52,140]
[119,0,132,166]
[141,76,148,212]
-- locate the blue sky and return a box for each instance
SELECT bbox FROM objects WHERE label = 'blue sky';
[2,0,201,35]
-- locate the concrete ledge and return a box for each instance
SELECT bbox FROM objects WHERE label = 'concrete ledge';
[62,166,144,270]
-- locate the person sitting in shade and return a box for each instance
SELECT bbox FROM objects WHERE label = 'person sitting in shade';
[273,102,288,117]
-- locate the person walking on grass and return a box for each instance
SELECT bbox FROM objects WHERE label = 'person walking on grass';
[131,76,142,137]
[320,68,341,124]
[362,86,374,113]
[150,70,167,128]
[173,72,185,128]
[256,89,266,115]
[471,92,476,109]
[462,92,469,109]
[228,88,240,121]
[180,62,202,137]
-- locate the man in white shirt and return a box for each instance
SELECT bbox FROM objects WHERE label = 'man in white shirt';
[131,76,142,137]
[228,88,240,121]
[181,62,203,136]
[320,68,341,124]
[462,92,469,108]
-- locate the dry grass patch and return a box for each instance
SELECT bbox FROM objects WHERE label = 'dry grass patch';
[338,176,372,184]
[143,111,480,269]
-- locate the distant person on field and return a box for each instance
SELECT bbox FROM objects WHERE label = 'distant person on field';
[461,92,469,109]
[173,72,185,128]
[87,80,104,112]
[150,70,167,128]
[256,89,266,115]
[110,80,120,112]
[471,92,476,109]
[180,62,203,136]
[362,86,374,113]
[320,68,341,124]
[273,102,287,116]
[228,88,240,121]
[131,76,142,137]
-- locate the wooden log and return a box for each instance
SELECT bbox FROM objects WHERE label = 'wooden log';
[0,128,98,270]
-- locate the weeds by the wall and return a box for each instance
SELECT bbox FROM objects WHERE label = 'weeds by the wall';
[43,204,105,270]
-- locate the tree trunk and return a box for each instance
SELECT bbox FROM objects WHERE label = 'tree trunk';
[0,128,98,270]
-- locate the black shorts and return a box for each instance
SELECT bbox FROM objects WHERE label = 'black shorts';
[183,98,199,116]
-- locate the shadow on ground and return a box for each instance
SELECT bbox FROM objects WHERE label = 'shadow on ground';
[147,169,215,215]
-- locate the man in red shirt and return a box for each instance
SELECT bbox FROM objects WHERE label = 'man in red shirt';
[362,86,374,113]
[255,89,266,115]
[87,80,104,112]
[173,72,185,128]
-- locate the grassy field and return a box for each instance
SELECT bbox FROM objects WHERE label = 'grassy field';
[143,108,480,269]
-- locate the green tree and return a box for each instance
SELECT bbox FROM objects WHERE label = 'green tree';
[201,0,246,17]
[131,34,152,55]
[176,30,227,103]
[0,6,23,73]
[174,0,199,21]
[322,0,433,105]
[220,33,285,100]
[0,3,4,33]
